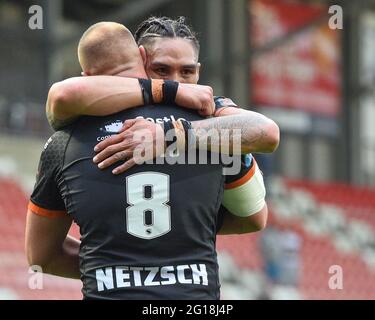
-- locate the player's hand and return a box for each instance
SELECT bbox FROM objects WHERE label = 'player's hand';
[175,83,215,116]
[93,118,165,174]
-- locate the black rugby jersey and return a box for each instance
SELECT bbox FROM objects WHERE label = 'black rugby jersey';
[30,99,254,300]
[30,104,229,299]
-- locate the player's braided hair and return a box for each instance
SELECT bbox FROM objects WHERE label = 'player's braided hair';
[134,16,200,55]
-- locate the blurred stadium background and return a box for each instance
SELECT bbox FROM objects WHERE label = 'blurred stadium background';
[1,0,375,300]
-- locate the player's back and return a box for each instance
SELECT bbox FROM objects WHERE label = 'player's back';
[58,104,224,299]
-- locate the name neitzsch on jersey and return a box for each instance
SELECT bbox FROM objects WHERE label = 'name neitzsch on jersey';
[95,263,208,292]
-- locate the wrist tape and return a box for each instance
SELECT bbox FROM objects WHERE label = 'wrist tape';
[162,119,194,151]
[138,79,179,105]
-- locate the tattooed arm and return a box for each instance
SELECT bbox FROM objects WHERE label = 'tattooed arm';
[92,112,279,174]
[191,111,279,154]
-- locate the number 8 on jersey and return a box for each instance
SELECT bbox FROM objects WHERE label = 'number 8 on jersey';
[126,172,171,240]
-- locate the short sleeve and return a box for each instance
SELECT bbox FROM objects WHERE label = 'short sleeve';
[29,134,67,217]
[224,154,256,189]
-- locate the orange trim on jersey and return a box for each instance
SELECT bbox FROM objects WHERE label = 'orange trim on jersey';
[28,201,67,218]
[224,159,257,190]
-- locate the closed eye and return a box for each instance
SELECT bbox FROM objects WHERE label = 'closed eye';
[181,68,195,76]
[154,67,169,76]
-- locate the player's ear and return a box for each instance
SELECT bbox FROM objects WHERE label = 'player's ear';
[139,45,147,67]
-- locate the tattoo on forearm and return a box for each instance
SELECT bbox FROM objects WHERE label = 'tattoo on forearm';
[192,114,269,152]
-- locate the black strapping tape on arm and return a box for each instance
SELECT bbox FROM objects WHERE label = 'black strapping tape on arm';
[180,119,195,150]
[162,80,179,105]
[138,78,153,105]
[162,120,176,148]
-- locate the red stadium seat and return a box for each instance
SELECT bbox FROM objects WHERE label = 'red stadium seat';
[0,178,82,300]
[217,178,375,299]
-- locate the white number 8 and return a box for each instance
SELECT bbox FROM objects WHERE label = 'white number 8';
[126,172,171,239]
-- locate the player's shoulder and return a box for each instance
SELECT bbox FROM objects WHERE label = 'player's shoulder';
[44,130,70,150]
[40,130,71,166]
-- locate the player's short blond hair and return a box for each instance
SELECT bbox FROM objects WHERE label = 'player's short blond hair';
[78,22,140,75]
